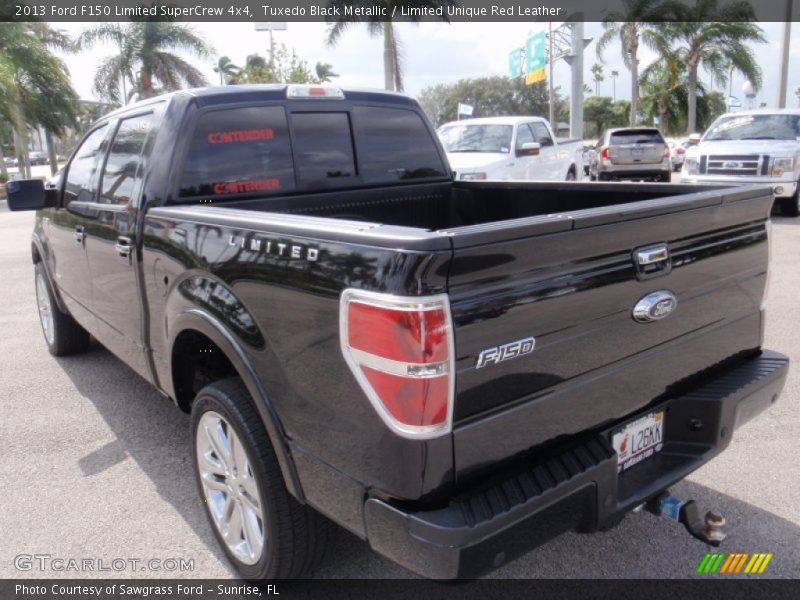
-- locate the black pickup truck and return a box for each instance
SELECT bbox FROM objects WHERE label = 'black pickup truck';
[8,85,789,580]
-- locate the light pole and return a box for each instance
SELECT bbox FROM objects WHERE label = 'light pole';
[777,0,793,108]
[255,22,287,75]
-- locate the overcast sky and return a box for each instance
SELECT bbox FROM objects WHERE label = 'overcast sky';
[52,21,800,111]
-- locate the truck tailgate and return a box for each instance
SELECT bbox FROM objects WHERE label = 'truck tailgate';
[443,185,773,481]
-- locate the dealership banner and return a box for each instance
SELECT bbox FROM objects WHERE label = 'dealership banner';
[2,0,799,22]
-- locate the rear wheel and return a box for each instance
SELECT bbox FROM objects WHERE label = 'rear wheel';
[34,263,90,356]
[658,173,671,183]
[192,378,332,580]
[565,169,576,181]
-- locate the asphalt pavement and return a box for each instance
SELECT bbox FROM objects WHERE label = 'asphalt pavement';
[1,197,798,580]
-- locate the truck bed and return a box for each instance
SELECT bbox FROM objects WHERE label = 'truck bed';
[149,181,774,492]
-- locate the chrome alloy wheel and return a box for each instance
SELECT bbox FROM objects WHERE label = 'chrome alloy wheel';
[196,411,265,565]
[35,272,54,346]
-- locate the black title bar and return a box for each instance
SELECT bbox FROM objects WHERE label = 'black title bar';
[2,0,799,22]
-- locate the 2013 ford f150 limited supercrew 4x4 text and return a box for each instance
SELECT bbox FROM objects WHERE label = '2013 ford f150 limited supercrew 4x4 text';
[8,85,789,580]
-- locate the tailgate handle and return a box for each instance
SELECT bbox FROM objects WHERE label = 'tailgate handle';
[637,246,668,265]
[633,244,672,280]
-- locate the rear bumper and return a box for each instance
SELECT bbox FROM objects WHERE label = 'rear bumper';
[363,350,789,579]
[595,159,670,180]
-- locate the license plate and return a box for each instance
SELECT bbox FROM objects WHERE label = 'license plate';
[631,148,644,156]
[611,411,664,473]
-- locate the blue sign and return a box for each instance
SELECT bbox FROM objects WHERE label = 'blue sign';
[509,48,523,79]
[525,31,547,74]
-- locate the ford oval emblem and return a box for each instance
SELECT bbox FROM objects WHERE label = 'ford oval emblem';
[633,291,677,323]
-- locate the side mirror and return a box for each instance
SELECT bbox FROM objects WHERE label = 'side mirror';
[688,133,702,145]
[517,142,541,157]
[6,179,57,211]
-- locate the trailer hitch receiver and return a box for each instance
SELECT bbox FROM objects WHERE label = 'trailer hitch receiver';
[645,492,727,547]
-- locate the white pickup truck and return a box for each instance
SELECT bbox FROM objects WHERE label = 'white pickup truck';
[681,109,800,216]
[437,116,583,182]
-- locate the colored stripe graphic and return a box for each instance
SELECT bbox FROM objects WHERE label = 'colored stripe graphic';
[758,554,773,573]
[734,553,750,573]
[697,553,712,574]
[696,552,772,574]
[720,553,736,574]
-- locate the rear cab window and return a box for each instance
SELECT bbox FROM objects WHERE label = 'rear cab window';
[609,129,665,145]
[178,102,446,202]
[179,106,295,199]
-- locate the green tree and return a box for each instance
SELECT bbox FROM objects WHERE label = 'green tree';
[660,2,765,134]
[596,0,678,126]
[418,76,566,127]
[228,46,337,85]
[214,56,240,85]
[639,48,684,133]
[325,0,456,91]
[0,23,79,178]
[78,16,214,102]
[591,63,604,96]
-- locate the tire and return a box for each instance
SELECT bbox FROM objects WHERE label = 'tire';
[780,189,800,217]
[191,378,332,580]
[659,173,671,183]
[565,169,576,181]
[34,262,90,356]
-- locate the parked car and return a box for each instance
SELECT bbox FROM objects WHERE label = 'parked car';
[437,116,583,181]
[3,156,17,168]
[7,85,788,580]
[582,142,596,176]
[590,127,672,182]
[28,151,48,166]
[668,140,690,172]
[681,109,800,216]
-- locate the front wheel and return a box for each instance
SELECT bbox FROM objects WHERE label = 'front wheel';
[34,263,90,356]
[192,378,332,580]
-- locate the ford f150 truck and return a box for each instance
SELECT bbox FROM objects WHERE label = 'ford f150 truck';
[681,109,800,216]
[437,116,583,182]
[7,85,789,580]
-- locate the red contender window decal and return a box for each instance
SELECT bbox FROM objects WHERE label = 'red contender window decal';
[207,128,275,144]
[213,179,281,195]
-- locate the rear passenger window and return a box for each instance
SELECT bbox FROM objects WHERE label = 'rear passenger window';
[99,113,153,206]
[290,112,355,185]
[531,122,554,147]
[353,107,446,183]
[179,106,294,199]
[64,125,108,205]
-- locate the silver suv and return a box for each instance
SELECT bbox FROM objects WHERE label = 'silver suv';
[590,128,671,182]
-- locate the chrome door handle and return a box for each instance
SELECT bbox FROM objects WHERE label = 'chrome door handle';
[115,236,132,258]
[73,226,84,244]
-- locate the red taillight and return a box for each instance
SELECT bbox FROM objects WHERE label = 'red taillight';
[340,290,454,438]
[600,146,610,160]
[677,148,685,155]
[663,145,670,158]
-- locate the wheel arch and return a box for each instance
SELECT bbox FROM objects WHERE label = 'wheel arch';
[168,310,305,502]
[31,234,68,314]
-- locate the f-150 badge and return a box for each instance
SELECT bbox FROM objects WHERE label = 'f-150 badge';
[476,337,536,369]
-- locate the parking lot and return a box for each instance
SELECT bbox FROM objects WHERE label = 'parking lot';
[0,204,798,580]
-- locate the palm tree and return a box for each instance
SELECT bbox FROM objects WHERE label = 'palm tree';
[591,63,604,96]
[325,0,457,91]
[661,1,764,134]
[213,56,240,85]
[315,62,339,82]
[0,23,79,178]
[596,0,678,126]
[640,50,687,133]
[78,19,214,102]
[610,70,619,101]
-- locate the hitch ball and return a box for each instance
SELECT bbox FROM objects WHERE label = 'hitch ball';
[704,511,726,544]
